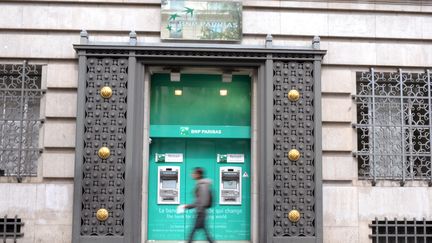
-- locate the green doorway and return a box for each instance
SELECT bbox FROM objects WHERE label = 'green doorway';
[147,73,251,241]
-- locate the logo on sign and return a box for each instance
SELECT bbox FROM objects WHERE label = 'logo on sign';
[179,127,190,136]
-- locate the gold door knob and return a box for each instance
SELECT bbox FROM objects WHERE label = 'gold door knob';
[288,149,300,161]
[288,90,300,101]
[100,86,113,99]
[98,147,110,159]
[288,210,300,222]
[96,208,109,221]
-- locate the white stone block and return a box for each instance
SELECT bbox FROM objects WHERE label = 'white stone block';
[323,186,358,226]
[42,152,75,178]
[376,43,432,67]
[46,63,78,88]
[0,33,79,59]
[328,2,374,11]
[324,41,376,66]
[280,11,328,36]
[324,226,359,243]
[376,14,423,39]
[243,9,281,35]
[35,184,73,225]
[375,3,421,12]
[34,225,71,243]
[43,120,76,148]
[358,187,432,221]
[358,221,372,243]
[0,184,37,216]
[322,124,353,151]
[322,155,355,181]
[321,67,354,94]
[280,1,328,8]
[422,16,432,39]
[329,12,376,37]
[322,95,352,122]
[45,91,77,118]
[11,3,160,32]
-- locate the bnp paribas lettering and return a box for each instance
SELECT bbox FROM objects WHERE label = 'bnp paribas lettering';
[191,129,222,134]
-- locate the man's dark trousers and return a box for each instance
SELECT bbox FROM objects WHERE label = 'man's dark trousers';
[187,210,213,243]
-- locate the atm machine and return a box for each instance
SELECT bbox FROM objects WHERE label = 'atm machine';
[219,166,242,205]
[157,166,180,204]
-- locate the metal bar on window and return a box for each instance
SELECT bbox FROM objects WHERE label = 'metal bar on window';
[16,61,27,181]
[399,69,406,185]
[427,69,432,186]
[1,215,5,242]
[371,68,377,185]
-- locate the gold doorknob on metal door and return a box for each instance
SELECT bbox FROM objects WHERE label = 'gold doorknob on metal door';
[288,210,300,222]
[100,86,113,99]
[96,208,109,221]
[288,89,300,101]
[98,147,111,159]
[288,149,300,161]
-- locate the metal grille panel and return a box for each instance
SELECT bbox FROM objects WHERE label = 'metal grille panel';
[354,69,432,185]
[370,218,432,243]
[80,58,128,236]
[272,61,316,237]
[0,215,24,243]
[0,62,43,178]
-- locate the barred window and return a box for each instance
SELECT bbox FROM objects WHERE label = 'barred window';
[354,69,432,185]
[0,62,44,179]
[370,218,432,243]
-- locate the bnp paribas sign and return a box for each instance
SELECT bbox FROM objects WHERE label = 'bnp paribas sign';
[161,0,242,41]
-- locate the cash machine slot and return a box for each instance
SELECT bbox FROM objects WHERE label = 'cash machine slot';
[219,167,242,205]
[157,166,180,204]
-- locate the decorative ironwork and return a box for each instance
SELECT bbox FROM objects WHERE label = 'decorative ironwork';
[354,69,432,185]
[0,215,24,243]
[272,61,315,237]
[370,218,432,243]
[80,58,128,236]
[0,62,43,179]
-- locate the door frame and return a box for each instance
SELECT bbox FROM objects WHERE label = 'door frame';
[72,34,325,243]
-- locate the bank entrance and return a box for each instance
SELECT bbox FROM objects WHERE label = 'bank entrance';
[147,73,251,241]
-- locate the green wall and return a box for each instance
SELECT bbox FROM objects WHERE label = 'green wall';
[150,73,251,126]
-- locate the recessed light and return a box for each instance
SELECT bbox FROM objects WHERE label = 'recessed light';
[220,89,228,96]
[174,89,182,96]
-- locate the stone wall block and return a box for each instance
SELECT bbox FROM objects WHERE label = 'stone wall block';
[43,120,76,148]
[45,91,77,118]
[323,186,359,227]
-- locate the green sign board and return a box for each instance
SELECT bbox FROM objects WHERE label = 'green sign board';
[161,0,242,41]
[150,125,251,138]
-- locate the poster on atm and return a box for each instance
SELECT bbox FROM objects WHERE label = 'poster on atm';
[161,0,242,41]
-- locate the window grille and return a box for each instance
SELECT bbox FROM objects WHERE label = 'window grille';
[354,69,432,185]
[370,218,432,243]
[0,215,24,243]
[0,62,44,179]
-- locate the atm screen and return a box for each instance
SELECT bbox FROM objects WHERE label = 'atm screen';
[162,180,177,189]
[223,180,237,189]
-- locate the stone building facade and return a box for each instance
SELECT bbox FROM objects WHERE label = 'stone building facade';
[1,0,432,243]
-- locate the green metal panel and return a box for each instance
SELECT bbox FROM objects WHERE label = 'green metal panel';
[147,138,251,241]
[150,73,251,126]
[150,125,251,138]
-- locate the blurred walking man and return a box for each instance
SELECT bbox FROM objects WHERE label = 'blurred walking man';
[184,167,214,243]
